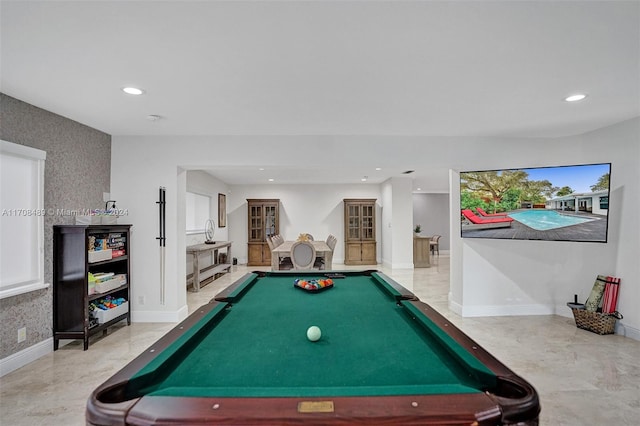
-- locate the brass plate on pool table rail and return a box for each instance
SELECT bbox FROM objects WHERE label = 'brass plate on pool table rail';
[297,401,335,413]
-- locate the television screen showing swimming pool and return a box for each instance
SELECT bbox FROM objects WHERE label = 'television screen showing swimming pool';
[460,163,611,243]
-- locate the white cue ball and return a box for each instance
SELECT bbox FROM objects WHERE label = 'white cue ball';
[307,326,322,342]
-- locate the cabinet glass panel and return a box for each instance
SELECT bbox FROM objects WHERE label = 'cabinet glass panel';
[348,205,360,239]
[362,205,374,240]
[250,206,262,241]
[265,206,277,237]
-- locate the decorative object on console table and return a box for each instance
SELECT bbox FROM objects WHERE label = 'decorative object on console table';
[204,219,216,244]
[53,224,132,350]
[414,224,422,235]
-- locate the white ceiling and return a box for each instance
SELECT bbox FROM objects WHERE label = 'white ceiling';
[2,0,639,187]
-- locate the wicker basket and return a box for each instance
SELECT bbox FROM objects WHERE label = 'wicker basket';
[570,308,618,335]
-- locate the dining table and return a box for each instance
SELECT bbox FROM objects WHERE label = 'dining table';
[271,240,333,270]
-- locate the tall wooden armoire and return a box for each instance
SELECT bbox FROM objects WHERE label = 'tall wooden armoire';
[247,199,279,266]
[343,198,377,265]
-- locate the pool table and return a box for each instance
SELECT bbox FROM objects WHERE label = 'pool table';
[87,270,540,425]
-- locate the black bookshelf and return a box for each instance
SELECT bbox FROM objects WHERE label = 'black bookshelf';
[53,224,132,350]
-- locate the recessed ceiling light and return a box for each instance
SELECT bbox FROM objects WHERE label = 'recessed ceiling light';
[122,87,145,95]
[268,178,274,182]
[564,93,587,102]
[361,176,368,182]
[146,114,162,121]
[375,167,382,171]
[258,168,265,171]
[417,187,422,191]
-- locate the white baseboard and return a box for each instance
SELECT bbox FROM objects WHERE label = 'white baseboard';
[392,262,415,269]
[461,303,554,317]
[130,304,189,323]
[448,292,463,316]
[617,322,640,340]
[0,338,52,377]
[450,295,555,318]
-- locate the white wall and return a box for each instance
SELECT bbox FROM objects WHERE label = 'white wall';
[450,118,639,339]
[380,180,393,268]
[413,193,450,251]
[185,171,230,273]
[390,177,414,268]
[379,177,414,269]
[226,183,382,265]
[449,170,463,314]
[185,171,229,243]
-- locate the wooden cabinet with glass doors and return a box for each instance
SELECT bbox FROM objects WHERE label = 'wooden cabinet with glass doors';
[343,199,377,265]
[247,199,279,266]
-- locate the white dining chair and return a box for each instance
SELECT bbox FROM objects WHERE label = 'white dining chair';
[315,234,337,269]
[291,241,316,270]
[266,235,275,251]
[326,234,337,251]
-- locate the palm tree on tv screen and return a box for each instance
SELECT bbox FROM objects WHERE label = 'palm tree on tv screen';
[590,173,610,192]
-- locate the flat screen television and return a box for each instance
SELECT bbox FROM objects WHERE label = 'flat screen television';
[460,163,610,243]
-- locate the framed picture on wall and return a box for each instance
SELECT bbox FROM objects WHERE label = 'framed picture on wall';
[218,193,226,227]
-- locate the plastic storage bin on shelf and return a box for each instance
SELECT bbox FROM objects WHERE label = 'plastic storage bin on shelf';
[95,302,129,324]
[95,274,127,294]
[88,249,112,263]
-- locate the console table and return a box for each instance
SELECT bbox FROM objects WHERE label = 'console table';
[187,241,232,291]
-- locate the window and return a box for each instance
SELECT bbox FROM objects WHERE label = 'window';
[186,192,211,233]
[599,196,609,210]
[0,140,47,299]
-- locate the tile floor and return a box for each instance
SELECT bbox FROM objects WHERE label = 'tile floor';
[1,255,639,425]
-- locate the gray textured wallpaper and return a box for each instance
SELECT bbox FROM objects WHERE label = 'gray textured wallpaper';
[0,93,111,358]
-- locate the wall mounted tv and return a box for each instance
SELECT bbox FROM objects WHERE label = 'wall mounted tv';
[460,163,610,243]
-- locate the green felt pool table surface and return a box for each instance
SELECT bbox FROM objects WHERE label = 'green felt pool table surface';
[87,270,540,425]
